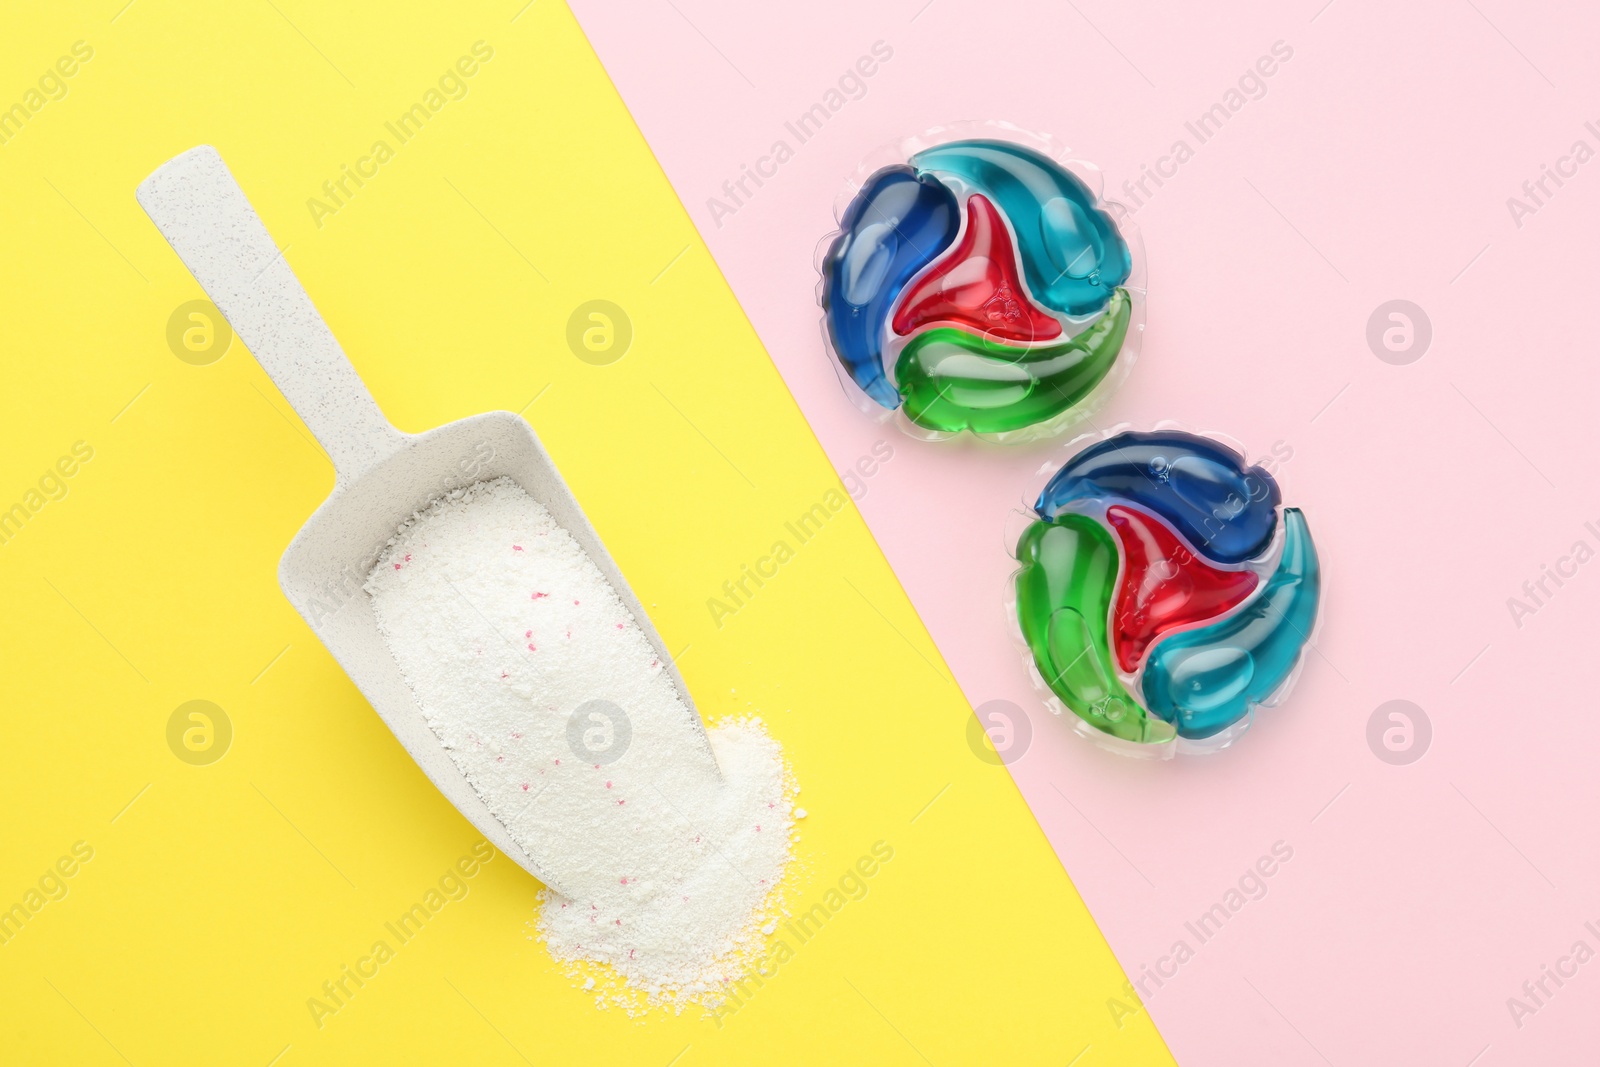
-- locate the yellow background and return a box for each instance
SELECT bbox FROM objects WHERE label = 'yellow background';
[0,1,1172,1062]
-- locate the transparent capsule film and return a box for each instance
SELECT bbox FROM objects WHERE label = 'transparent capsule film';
[817,122,1146,444]
[1004,424,1322,757]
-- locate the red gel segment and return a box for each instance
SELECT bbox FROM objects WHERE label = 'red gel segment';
[1107,505,1259,673]
[892,194,1062,343]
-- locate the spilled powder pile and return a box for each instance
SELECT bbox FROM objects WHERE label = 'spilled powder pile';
[364,477,795,1011]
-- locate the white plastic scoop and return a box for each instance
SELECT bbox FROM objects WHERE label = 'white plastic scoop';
[137,146,718,895]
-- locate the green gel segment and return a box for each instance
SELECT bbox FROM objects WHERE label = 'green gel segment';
[895,288,1130,435]
[1014,513,1175,745]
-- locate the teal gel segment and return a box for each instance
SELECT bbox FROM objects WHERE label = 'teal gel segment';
[1140,509,1321,738]
[910,140,1131,317]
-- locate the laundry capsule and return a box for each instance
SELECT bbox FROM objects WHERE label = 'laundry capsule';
[1012,428,1321,756]
[819,125,1145,443]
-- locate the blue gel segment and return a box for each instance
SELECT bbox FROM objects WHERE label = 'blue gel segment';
[910,140,1131,318]
[822,165,959,408]
[1035,430,1280,565]
[1141,509,1321,738]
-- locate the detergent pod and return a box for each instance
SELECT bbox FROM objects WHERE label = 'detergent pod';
[1007,426,1321,758]
[817,122,1145,444]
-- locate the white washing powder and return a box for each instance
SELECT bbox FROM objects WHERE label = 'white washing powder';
[364,477,796,1011]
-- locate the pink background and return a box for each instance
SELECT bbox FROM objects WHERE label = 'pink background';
[569,1,1600,1061]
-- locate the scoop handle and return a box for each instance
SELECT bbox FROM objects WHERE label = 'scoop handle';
[137,145,405,484]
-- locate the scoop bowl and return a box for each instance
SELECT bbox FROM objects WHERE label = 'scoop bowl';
[137,146,714,896]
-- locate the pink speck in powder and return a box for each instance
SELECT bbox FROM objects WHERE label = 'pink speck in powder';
[512,544,523,552]
[531,591,548,600]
